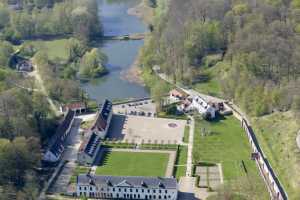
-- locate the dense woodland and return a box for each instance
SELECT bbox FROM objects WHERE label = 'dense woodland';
[141,0,300,117]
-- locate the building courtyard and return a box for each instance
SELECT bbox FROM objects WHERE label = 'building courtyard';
[107,115,186,144]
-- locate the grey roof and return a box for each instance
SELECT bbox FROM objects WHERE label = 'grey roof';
[47,109,75,158]
[77,174,177,189]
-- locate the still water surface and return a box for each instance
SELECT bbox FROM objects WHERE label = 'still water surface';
[81,0,149,103]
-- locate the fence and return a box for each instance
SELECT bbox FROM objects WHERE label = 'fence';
[226,103,288,200]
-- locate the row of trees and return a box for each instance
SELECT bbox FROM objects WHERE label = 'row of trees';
[0,0,102,43]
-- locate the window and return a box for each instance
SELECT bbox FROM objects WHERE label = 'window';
[159,195,161,199]
[119,188,121,192]
[148,189,150,193]
[159,190,161,193]
[90,187,92,191]
[125,188,127,192]
[130,189,132,192]
[79,192,82,196]
[113,188,115,192]
[164,195,167,199]
[153,189,156,193]
[165,190,168,194]
[84,187,87,191]
[136,189,138,192]
[79,186,81,190]
[142,189,144,193]
[107,188,109,191]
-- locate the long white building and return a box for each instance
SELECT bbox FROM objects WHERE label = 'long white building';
[90,99,113,139]
[76,174,178,200]
[77,132,102,165]
[43,109,75,163]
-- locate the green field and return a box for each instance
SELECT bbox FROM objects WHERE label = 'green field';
[31,38,69,60]
[253,111,300,199]
[173,146,188,179]
[96,151,169,177]
[193,116,260,179]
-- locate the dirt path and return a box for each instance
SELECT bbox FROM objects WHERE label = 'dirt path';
[30,63,60,116]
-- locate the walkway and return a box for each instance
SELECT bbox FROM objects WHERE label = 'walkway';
[29,63,60,116]
[186,116,195,177]
[296,130,300,150]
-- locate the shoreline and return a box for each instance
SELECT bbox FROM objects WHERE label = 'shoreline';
[121,0,154,86]
[127,0,154,25]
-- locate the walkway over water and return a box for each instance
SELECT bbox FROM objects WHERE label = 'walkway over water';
[103,33,145,40]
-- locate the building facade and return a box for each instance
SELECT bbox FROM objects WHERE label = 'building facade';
[43,109,75,162]
[77,132,102,165]
[76,174,178,200]
[190,96,216,119]
[90,99,113,139]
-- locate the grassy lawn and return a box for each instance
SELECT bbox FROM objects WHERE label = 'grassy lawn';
[192,61,231,98]
[193,116,260,180]
[31,38,69,61]
[193,115,269,197]
[183,125,190,143]
[96,151,169,177]
[252,111,300,199]
[173,146,188,180]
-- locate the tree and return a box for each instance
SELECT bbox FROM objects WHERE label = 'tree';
[0,41,13,67]
[79,48,107,78]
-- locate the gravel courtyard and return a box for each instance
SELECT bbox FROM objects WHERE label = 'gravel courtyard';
[108,115,186,144]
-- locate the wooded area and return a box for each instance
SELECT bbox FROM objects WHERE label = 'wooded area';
[141,0,300,117]
[0,0,105,198]
[140,0,300,198]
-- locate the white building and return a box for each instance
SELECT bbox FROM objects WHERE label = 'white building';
[43,109,75,163]
[190,96,216,119]
[90,99,113,139]
[76,174,178,200]
[77,132,102,165]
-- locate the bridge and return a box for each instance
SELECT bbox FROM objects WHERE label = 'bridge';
[103,33,145,40]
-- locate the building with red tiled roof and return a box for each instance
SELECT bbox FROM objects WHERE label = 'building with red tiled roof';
[60,102,87,114]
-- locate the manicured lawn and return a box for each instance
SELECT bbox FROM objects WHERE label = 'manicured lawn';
[173,146,187,179]
[31,38,69,61]
[95,151,169,177]
[193,116,259,180]
[183,125,190,143]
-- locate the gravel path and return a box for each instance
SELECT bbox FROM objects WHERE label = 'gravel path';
[296,131,300,150]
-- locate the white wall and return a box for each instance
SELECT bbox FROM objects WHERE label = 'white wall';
[77,185,178,200]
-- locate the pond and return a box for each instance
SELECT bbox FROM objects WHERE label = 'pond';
[81,0,149,103]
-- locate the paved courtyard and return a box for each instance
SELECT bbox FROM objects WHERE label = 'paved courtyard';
[108,115,186,144]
